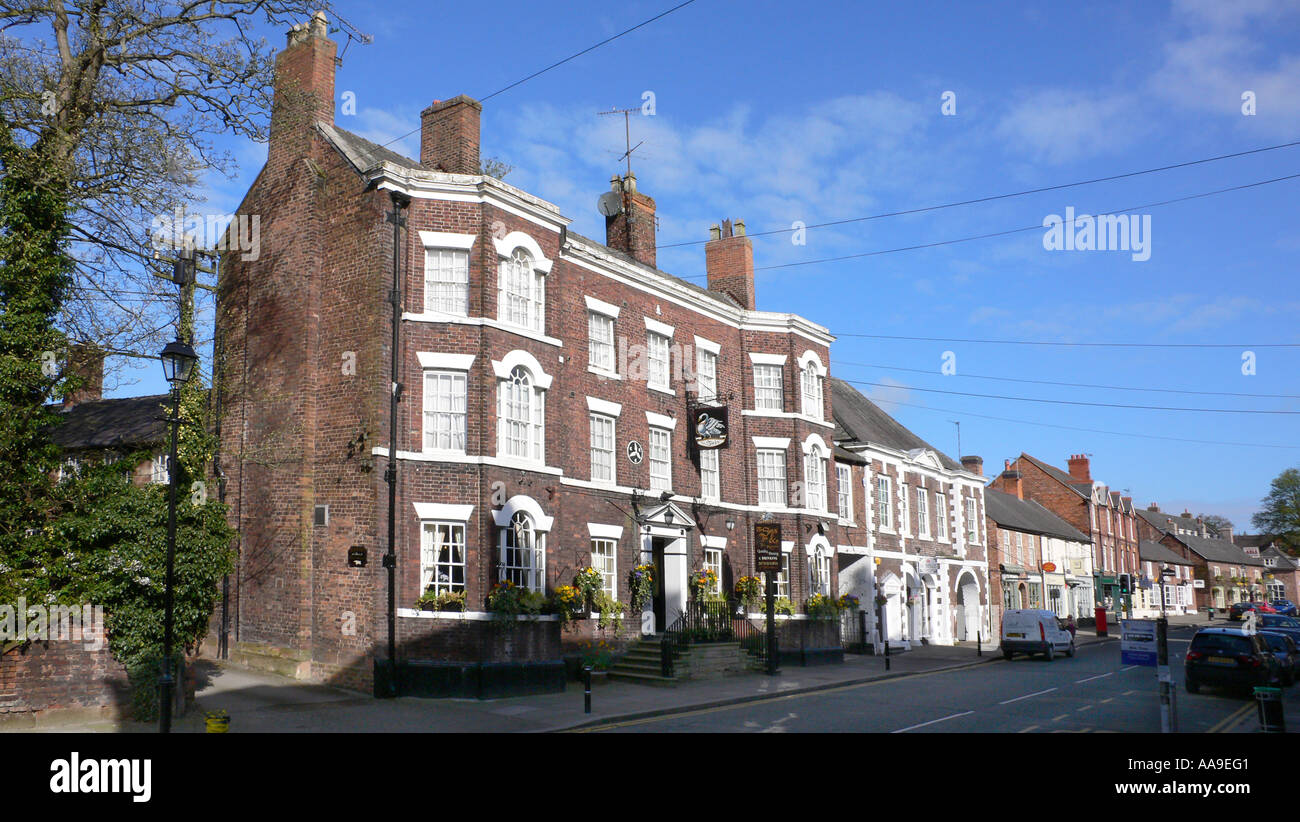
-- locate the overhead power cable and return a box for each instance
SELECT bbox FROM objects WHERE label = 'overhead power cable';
[830,333,1300,349]
[866,395,1300,451]
[840,378,1300,415]
[372,0,698,151]
[831,360,1300,399]
[658,138,1300,249]
[743,172,1300,273]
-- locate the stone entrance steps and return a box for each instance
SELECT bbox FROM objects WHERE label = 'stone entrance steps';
[608,636,760,686]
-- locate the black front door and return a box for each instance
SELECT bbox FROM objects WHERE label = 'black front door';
[652,538,666,632]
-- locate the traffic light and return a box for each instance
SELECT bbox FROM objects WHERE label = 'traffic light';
[1118,573,1131,595]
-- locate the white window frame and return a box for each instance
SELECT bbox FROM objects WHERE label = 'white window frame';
[588,311,616,374]
[500,511,546,593]
[753,364,783,411]
[649,426,672,492]
[700,448,721,501]
[935,492,949,541]
[424,247,470,317]
[757,449,788,507]
[764,551,791,601]
[423,369,468,453]
[899,483,910,536]
[804,445,827,512]
[591,537,618,599]
[799,352,825,420]
[498,247,546,332]
[151,453,169,485]
[876,475,893,531]
[647,331,671,391]
[965,496,980,545]
[498,364,545,464]
[421,520,467,595]
[836,464,853,522]
[693,336,720,402]
[811,548,831,596]
[704,548,723,594]
[916,487,930,539]
[589,413,616,486]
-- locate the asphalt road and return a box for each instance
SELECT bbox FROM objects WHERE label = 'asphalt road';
[580,625,1262,733]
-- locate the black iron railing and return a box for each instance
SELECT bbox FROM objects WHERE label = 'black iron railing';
[659,599,769,676]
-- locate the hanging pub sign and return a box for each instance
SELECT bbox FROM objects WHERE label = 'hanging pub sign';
[693,406,729,449]
[754,521,782,573]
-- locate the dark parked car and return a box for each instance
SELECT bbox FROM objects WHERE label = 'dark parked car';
[1185,627,1282,695]
[1229,601,1278,620]
[1256,614,1300,644]
[1258,630,1299,686]
[1271,600,1298,616]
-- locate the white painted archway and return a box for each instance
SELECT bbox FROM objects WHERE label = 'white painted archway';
[955,571,980,641]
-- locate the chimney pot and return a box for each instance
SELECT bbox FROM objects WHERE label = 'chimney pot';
[960,455,984,476]
[420,95,482,175]
[604,173,657,268]
[1067,453,1091,482]
[705,216,755,309]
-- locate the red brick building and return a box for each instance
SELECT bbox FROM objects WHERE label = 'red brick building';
[988,454,1139,610]
[216,15,842,692]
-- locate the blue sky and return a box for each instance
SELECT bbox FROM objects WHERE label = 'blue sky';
[116,0,1300,529]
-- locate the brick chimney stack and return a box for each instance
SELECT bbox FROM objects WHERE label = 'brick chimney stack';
[1067,453,1091,482]
[1148,502,1160,512]
[960,455,984,476]
[605,173,657,268]
[705,218,754,309]
[269,11,336,170]
[420,95,482,174]
[1221,524,1235,543]
[61,343,104,411]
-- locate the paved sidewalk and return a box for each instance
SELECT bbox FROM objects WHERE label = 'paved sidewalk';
[25,612,1282,733]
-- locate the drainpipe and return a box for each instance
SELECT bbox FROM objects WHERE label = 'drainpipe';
[383,189,410,697]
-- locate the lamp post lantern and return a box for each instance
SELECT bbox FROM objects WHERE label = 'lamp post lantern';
[158,338,196,733]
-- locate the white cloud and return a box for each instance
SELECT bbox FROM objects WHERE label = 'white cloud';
[994,90,1148,164]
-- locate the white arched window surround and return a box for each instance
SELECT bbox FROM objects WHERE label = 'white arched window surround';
[806,534,833,596]
[494,231,552,333]
[493,351,551,463]
[494,495,553,593]
[798,350,826,419]
[802,434,829,512]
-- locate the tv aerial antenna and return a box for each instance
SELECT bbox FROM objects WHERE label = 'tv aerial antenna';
[332,12,374,65]
[597,106,645,178]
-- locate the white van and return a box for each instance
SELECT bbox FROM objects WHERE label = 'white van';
[1001,609,1075,661]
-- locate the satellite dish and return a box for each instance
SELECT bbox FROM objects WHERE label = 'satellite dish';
[597,191,623,217]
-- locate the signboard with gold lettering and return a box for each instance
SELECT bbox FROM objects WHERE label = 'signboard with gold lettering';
[755,521,782,573]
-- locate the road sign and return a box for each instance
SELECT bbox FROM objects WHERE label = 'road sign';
[754,521,782,573]
[1120,619,1157,666]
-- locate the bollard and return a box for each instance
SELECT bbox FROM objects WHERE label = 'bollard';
[884,639,891,671]
[1255,686,1284,733]
[583,666,592,715]
[977,630,982,657]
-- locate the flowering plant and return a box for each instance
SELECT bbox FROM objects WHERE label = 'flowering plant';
[874,594,888,607]
[629,565,655,610]
[690,568,719,600]
[774,597,796,616]
[573,567,603,604]
[734,575,762,608]
[416,589,467,612]
[592,591,626,632]
[579,639,614,671]
[838,594,860,611]
[486,580,546,620]
[551,585,584,628]
[805,593,841,619]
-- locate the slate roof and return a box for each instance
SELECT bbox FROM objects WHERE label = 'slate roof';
[833,444,867,466]
[1139,540,1196,567]
[829,378,962,471]
[985,488,1091,543]
[1261,546,1298,570]
[1169,532,1264,567]
[1135,507,1204,536]
[49,394,170,451]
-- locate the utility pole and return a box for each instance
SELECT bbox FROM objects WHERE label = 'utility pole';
[1157,566,1177,733]
[948,420,961,459]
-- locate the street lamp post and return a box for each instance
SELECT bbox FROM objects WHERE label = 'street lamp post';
[158,339,197,733]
